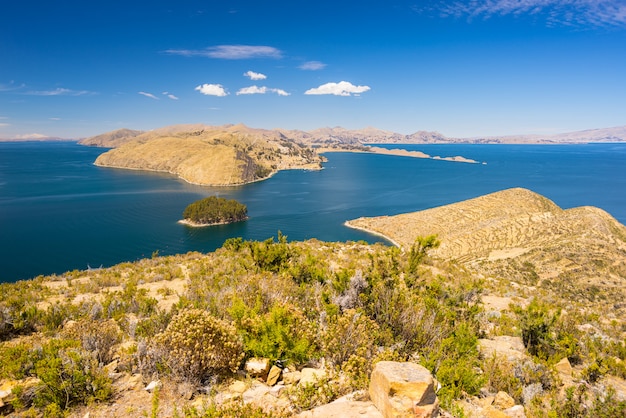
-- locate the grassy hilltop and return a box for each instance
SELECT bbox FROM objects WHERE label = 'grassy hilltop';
[82,124,324,186]
[2,190,626,417]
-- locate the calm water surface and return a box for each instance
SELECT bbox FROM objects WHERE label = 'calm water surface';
[1,141,625,282]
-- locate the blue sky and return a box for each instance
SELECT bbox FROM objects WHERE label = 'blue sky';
[1,0,625,139]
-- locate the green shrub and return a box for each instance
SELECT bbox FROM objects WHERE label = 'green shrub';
[153,308,244,384]
[33,338,112,410]
[230,300,316,364]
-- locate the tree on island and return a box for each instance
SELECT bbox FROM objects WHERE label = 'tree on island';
[182,196,248,226]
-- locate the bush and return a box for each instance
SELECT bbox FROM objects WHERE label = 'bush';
[322,308,379,367]
[230,300,316,364]
[153,308,243,384]
[33,338,112,410]
[61,318,122,364]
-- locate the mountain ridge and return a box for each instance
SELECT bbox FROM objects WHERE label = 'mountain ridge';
[77,124,626,148]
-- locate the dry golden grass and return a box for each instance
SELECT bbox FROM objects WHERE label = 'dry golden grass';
[93,124,323,186]
[347,187,626,312]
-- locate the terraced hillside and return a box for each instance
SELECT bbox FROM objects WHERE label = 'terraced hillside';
[347,188,626,308]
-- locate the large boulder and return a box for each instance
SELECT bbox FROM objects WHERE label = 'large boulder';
[369,361,439,418]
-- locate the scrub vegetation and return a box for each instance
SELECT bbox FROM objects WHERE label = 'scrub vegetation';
[1,231,626,417]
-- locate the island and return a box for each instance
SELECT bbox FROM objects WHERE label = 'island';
[179,196,248,227]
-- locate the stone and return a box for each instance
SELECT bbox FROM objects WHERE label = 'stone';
[369,361,439,418]
[243,382,270,404]
[228,380,248,394]
[266,365,283,386]
[478,337,527,362]
[283,370,302,385]
[503,405,527,418]
[493,391,515,410]
[299,368,327,387]
[145,380,161,392]
[270,384,286,398]
[297,393,383,417]
[245,357,272,379]
[554,357,572,376]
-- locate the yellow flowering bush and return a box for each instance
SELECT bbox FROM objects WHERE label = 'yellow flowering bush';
[154,308,243,383]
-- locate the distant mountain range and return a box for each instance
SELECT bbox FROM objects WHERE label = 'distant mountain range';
[3,124,625,144]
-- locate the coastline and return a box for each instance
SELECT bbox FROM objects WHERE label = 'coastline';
[319,145,481,164]
[344,219,402,249]
[178,217,249,228]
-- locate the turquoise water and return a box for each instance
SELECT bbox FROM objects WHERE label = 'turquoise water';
[1,141,625,282]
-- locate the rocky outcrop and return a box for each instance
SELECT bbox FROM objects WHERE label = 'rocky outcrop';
[369,361,439,418]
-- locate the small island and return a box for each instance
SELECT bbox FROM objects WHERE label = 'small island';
[179,196,248,227]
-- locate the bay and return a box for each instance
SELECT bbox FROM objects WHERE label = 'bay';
[1,141,625,282]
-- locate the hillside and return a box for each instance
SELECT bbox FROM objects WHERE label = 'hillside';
[3,189,626,417]
[347,188,626,311]
[92,124,323,186]
[78,128,144,147]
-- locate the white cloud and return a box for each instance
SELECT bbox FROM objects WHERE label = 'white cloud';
[0,82,25,92]
[138,91,159,100]
[27,88,93,96]
[165,45,282,59]
[0,123,9,127]
[162,91,179,100]
[49,117,61,121]
[299,61,327,71]
[433,0,626,28]
[244,70,267,80]
[305,81,371,96]
[236,86,290,96]
[195,84,229,97]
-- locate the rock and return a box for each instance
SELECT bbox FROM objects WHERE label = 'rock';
[554,357,572,376]
[242,381,270,404]
[493,391,515,410]
[266,365,283,386]
[283,370,302,385]
[145,380,161,392]
[297,393,383,417]
[504,405,527,418]
[270,384,286,398]
[369,361,439,418]
[245,358,272,379]
[478,337,527,362]
[229,380,248,394]
[300,368,327,387]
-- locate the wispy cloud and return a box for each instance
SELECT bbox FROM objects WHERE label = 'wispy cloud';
[195,84,229,97]
[0,82,25,92]
[138,91,159,100]
[0,123,10,127]
[299,61,327,71]
[236,86,290,96]
[27,87,93,96]
[165,45,283,59]
[305,81,371,96]
[244,70,267,80]
[162,92,179,100]
[430,0,626,28]
[49,117,61,121]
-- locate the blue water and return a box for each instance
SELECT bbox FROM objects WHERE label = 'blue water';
[1,141,625,282]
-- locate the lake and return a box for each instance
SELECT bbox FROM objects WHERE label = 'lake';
[1,141,625,282]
